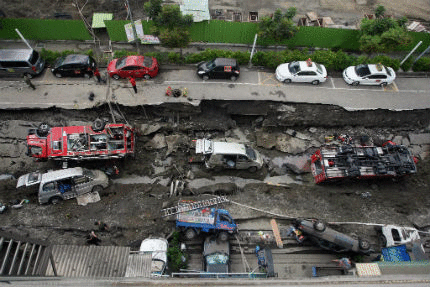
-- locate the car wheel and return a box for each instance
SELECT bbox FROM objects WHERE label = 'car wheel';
[143,74,151,80]
[185,229,196,240]
[379,234,387,247]
[359,239,371,250]
[283,79,292,84]
[380,82,387,87]
[248,166,258,173]
[49,196,62,205]
[352,81,359,86]
[218,231,229,241]
[311,80,320,85]
[24,73,33,79]
[92,118,106,132]
[112,74,120,80]
[230,75,237,81]
[92,185,103,193]
[37,123,50,137]
[202,75,209,81]
[313,221,326,232]
[55,73,62,78]
[84,73,91,79]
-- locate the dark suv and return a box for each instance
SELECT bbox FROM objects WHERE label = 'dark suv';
[295,218,373,255]
[197,58,240,81]
[51,54,97,78]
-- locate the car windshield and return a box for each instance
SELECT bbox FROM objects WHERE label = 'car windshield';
[206,60,216,70]
[83,169,95,179]
[54,56,66,68]
[288,62,301,74]
[206,253,228,265]
[385,66,392,76]
[315,63,324,74]
[115,57,128,69]
[245,146,257,160]
[29,50,40,65]
[355,64,371,77]
[143,57,153,67]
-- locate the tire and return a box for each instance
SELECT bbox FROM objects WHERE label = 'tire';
[24,73,33,79]
[311,80,320,85]
[92,185,103,193]
[352,81,359,86]
[92,118,106,132]
[143,74,151,80]
[380,82,387,87]
[55,73,62,78]
[84,73,91,79]
[49,196,62,205]
[202,75,209,81]
[313,221,326,232]
[283,79,292,84]
[112,74,120,80]
[213,166,223,172]
[185,229,196,240]
[230,75,237,81]
[218,231,229,241]
[37,123,50,137]
[359,239,371,250]
[379,235,387,247]
[248,166,258,173]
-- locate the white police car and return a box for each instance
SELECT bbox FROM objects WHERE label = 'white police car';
[343,64,396,86]
[276,60,327,85]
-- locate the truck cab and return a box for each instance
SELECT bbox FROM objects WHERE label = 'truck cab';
[195,139,263,173]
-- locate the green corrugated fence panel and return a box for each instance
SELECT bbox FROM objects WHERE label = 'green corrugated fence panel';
[0,18,92,40]
[189,20,257,44]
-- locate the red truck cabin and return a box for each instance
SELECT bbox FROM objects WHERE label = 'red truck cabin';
[27,123,135,160]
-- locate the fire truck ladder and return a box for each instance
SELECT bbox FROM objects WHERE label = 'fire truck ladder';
[161,196,229,217]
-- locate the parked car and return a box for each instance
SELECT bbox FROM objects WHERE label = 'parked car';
[51,54,97,78]
[295,218,373,255]
[16,167,109,204]
[342,63,396,86]
[0,49,45,78]
[276,60,327,85]
[197,58,240,81]
[203,236,230,273]
[194,139,263,173]
[139,238,168,275]
[378,225,421,247]
[107,55,159,80]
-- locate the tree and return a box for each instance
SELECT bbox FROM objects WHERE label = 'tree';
[258,8,298,42]
[144,2,193,49]
[358,6,411,53]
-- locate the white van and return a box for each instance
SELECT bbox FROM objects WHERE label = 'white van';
[17,167,109,204]
[0,49,45,78]
[195,139,263,172]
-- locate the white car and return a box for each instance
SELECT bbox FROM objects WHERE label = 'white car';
[276,60,327,85]
[343,64,396,86]
[380,225,421,247]
[140,238,168,275]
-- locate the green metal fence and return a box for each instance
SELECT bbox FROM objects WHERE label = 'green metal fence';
[0,19,92,41]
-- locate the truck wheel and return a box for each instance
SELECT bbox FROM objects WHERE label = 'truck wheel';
[185,229,196,240]
[218,231,229,241]
[37,123,50,137]
[313,221,326,232]
[248,166,258,173]
[359,239,371,250]
[49,196,62,205]
[92,185,103,193]
[92,118,106,132]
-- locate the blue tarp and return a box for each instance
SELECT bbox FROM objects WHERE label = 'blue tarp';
[382,245,411,262]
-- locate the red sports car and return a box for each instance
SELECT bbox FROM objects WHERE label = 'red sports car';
[107,55,159,80]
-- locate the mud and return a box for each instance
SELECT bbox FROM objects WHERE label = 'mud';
[0,101,429,248]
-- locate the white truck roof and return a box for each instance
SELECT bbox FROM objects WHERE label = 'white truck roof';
[195,139,247,155]
[17,167,84,188]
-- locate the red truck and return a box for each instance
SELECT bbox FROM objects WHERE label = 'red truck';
[26,120,136,161]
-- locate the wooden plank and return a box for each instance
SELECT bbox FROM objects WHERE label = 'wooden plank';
[270,219,283,249]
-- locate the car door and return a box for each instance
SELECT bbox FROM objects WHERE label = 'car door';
[307,71,318,82]
[365,74,387,85]
[295,71,308,82]
[212,65,225,79]
[118,66,133,78]
[132,65,145,78]
[73,175,92,195]
[236,154,251,169]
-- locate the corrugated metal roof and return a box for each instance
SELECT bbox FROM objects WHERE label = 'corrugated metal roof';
[46,245,130,277]
[125,252,152,277]
[92,13,113,28]
[180,0,210,22]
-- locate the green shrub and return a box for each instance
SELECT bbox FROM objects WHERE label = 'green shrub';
[353,55,369,65]
[167,232,187,272]
[332,50,355,72]
[369,55,400,71]
[412,57,430,72]
[251,51,266,66]
[400,58,413,72]
[168,52,182,64]
[40,48,94,66]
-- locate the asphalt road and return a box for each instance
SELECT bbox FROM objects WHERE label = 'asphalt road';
[0,68,429,111]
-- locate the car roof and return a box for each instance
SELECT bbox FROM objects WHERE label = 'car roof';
[214,58,238,67]
[298,61,320,72]
[125,55,148,66]
[212,141,247,155]
[41,167,84,183]
[62,54,91,65]
[0,49,33,61]
[139,238,168,262]
[367,64,388,74]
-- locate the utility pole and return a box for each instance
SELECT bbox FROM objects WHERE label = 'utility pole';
[248,34,258,68]
[400,41,422,66]
[15,29,33,50]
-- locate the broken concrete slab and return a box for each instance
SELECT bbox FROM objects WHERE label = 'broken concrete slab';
[276,135,308,154]
[0,141,21,158]
[0,120,33,139]
[271,154,311,174]
[165,134,189,156]
[392,136,403,145]
[140,123,163,136]
[409,133,430,145]
[144,134,167,150]
[256,131,277,149]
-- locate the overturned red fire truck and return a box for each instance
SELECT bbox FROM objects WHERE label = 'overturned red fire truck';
[311,141,417,184]
[26,120,136,161]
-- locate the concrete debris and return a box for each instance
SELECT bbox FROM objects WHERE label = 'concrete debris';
[255,131,277,149]
[77,191,101,206]
[0,120,33,139]
[144,134,167,150]
[276,135,308,155]
[140,123,163,136]
[409,133,430,145]
[165,134,189,156]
